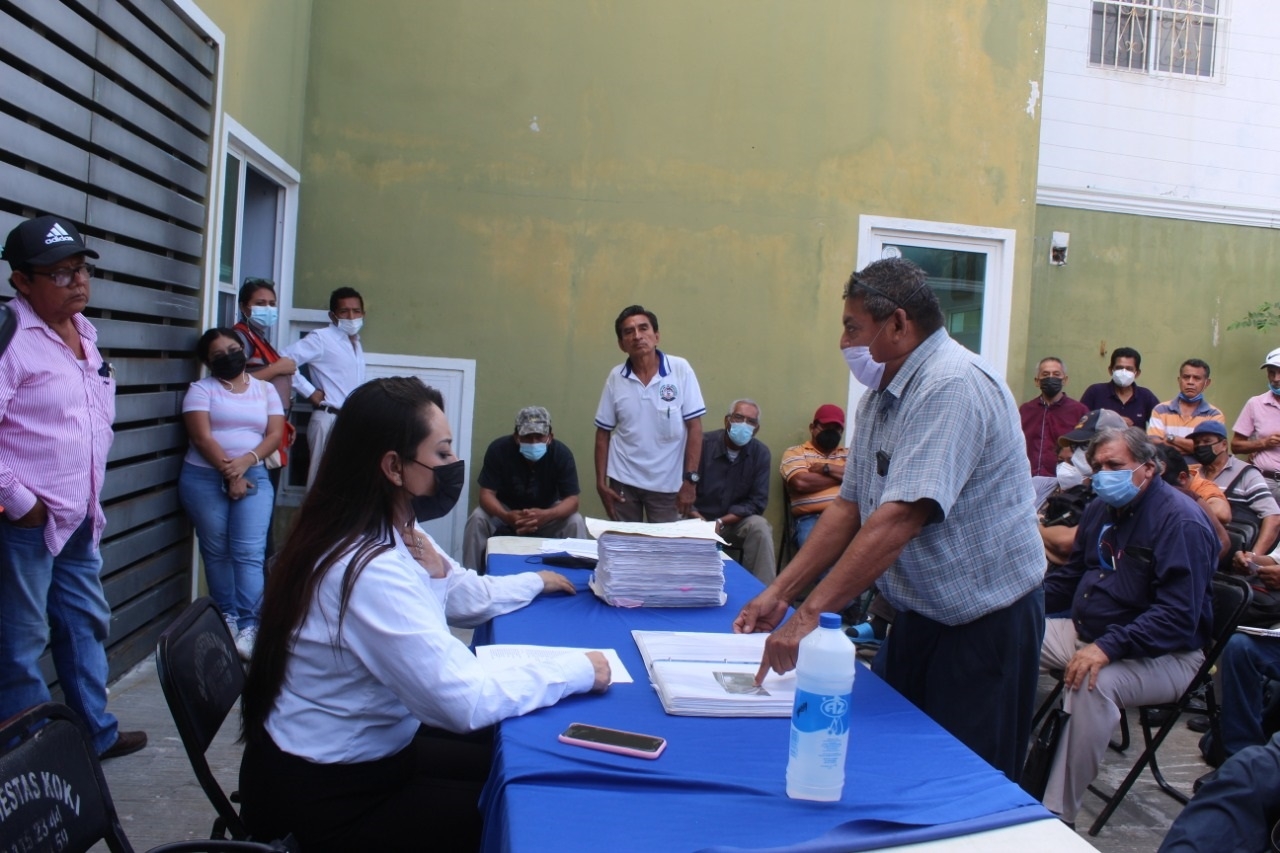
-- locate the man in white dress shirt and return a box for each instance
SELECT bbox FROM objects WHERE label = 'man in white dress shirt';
[283,287,368,486]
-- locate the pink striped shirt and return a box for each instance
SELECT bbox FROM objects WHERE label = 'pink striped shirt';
[0,294,115,555]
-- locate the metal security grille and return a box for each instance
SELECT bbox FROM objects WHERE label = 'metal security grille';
[0,0,216,682]
[1089,0,1225,78]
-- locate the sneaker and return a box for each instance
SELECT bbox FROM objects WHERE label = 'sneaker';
[100,730,148,760]
[235,626,258,661]
[845,622,882,646]
[223,613,238,637]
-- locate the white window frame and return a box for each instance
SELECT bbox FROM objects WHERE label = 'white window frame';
[1087,0,1227,81]
[848,216,1017,417]
[205,116,301,333]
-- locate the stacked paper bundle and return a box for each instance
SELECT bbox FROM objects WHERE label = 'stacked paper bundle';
[591,532,727,607]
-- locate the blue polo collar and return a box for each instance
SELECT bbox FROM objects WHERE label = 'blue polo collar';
[621,349,670,379]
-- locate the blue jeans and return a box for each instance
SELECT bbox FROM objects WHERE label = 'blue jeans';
[1218,633,1280,757]
[0,515,118,752]
[178,462,272,629]
[793,513,819,548]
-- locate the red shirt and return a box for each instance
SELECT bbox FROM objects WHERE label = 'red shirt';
[1019,394,1087,477]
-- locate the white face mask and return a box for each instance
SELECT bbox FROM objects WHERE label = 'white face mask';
[1071,446,1092,477]
[843,346,885,389]
[1112,368,1136,388]
[337,318,363,336]
[1056,461,1085,490]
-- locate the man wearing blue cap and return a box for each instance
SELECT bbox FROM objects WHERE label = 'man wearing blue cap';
[1189,419,1280,567]
[0,215,146,759]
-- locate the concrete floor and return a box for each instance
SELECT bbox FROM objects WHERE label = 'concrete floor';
[88,660,1213,852]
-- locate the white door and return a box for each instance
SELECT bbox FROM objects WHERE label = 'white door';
[847,216,1017,416]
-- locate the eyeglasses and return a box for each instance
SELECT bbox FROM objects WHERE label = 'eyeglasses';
[31,263,94,288]
[727,414,760,427]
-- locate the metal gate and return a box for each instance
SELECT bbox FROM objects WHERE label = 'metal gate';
[0,0,217,681]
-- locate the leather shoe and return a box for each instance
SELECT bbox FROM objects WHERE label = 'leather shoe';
[100,730,147,759]
[1186,714,1211,733]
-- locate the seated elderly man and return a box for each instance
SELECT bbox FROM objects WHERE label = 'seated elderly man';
[779,404,849,549]
[1040,427,1217,827]
[1188,420,1280,570]
[1039,409,1125,569]
[462,406,587,571]
[693,399,775,582]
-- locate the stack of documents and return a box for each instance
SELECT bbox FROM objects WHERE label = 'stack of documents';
[585,518,727,607]
[633,630,796,717]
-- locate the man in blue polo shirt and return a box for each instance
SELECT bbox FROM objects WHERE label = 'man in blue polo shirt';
[1041,427,1217,826]
[594,306,706,523]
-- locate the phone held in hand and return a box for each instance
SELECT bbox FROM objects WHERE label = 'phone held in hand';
[558,722,667,759]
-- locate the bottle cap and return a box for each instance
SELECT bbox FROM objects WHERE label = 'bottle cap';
[819,612,842,629]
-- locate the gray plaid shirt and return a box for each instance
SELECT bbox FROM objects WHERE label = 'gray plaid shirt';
[841,328,1043,625]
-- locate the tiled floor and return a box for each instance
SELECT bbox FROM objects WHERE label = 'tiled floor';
[89,662,1209,852]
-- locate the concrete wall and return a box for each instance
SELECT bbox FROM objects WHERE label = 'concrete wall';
[296,0,1047,521]
[197,0,313,167]
[1026,206,1280,427]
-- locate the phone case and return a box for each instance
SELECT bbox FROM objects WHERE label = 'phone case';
[558,725,667,760]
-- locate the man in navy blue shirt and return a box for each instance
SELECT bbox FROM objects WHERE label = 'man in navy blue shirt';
[1040,426,1217,826]
[1079,346,1161,430]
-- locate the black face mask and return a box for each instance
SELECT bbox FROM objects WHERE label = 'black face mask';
[1192,444,1219,467]
[209,350,247,380]
[410,459,466,521]
[1039,377,1063,398]
[814,428,842,453]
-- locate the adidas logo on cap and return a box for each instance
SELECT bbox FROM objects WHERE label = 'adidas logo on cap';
[44,222,73,246]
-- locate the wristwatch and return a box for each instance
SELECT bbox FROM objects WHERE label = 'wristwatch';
[684,471,701,484]
[822,463,831,476]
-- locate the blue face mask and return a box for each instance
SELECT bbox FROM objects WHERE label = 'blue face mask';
[519,441,547,462]
[1092,467,1142,507]
[1178,392,1204,404]
[248,306,278,329]
[1269,384,1280,398]
[727,422,755,447]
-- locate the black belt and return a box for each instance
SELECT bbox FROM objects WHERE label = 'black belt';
[316,403,341,415]
[1261,470,1280,482]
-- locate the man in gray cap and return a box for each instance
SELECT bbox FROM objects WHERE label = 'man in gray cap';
[0,215,146,759]
[1232,347,1280,505]
[462,405,588,571]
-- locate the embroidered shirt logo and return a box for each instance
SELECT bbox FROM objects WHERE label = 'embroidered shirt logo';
[659,383,677,402]
[44,222,73,246]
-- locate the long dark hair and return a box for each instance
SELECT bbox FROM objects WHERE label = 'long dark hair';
[241,376,445,742]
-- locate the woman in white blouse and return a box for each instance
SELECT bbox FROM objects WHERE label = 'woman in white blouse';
[239,377,609,851]
[179,327,284,661]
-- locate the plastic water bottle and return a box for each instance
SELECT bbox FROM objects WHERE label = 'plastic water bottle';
[786,612,857,801]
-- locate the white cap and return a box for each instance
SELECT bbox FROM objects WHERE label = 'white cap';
[1262,348,1280,369]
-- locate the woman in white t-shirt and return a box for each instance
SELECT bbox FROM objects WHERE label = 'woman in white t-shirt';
[238,377,609,852]
[178,327,284,660]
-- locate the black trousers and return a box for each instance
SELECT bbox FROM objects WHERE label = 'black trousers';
[239,725,492,852]
[873,587,1045,783]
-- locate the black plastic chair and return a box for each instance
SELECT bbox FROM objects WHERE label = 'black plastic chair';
[775,487,797,574]
[0,702,287,853]
[156,597,250,840]
[1083,574,1253,835]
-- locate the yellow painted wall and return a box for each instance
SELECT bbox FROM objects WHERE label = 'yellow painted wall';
[1025,207,1280,429]
[197,0,313,167]
[295,0,1047,524]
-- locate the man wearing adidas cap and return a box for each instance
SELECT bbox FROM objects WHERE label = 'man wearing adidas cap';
[0,215,147,759]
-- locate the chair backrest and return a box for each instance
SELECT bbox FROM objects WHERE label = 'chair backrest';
[0,702,133,853]
[156,596,248,839]
[1198,574,1254,679]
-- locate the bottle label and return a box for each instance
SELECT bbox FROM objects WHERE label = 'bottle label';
[791,688,851,735]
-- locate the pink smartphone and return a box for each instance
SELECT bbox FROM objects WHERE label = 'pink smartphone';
[558,722,667,759]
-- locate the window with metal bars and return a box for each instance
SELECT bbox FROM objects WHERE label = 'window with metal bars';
[1089,0,1224,78]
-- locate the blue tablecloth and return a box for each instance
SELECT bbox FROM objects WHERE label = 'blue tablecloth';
[476,554,1051,853]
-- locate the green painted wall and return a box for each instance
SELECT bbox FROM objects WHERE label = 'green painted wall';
[198,0,313,167]
[1026,207,1280,429]
[296,0,1047,524]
